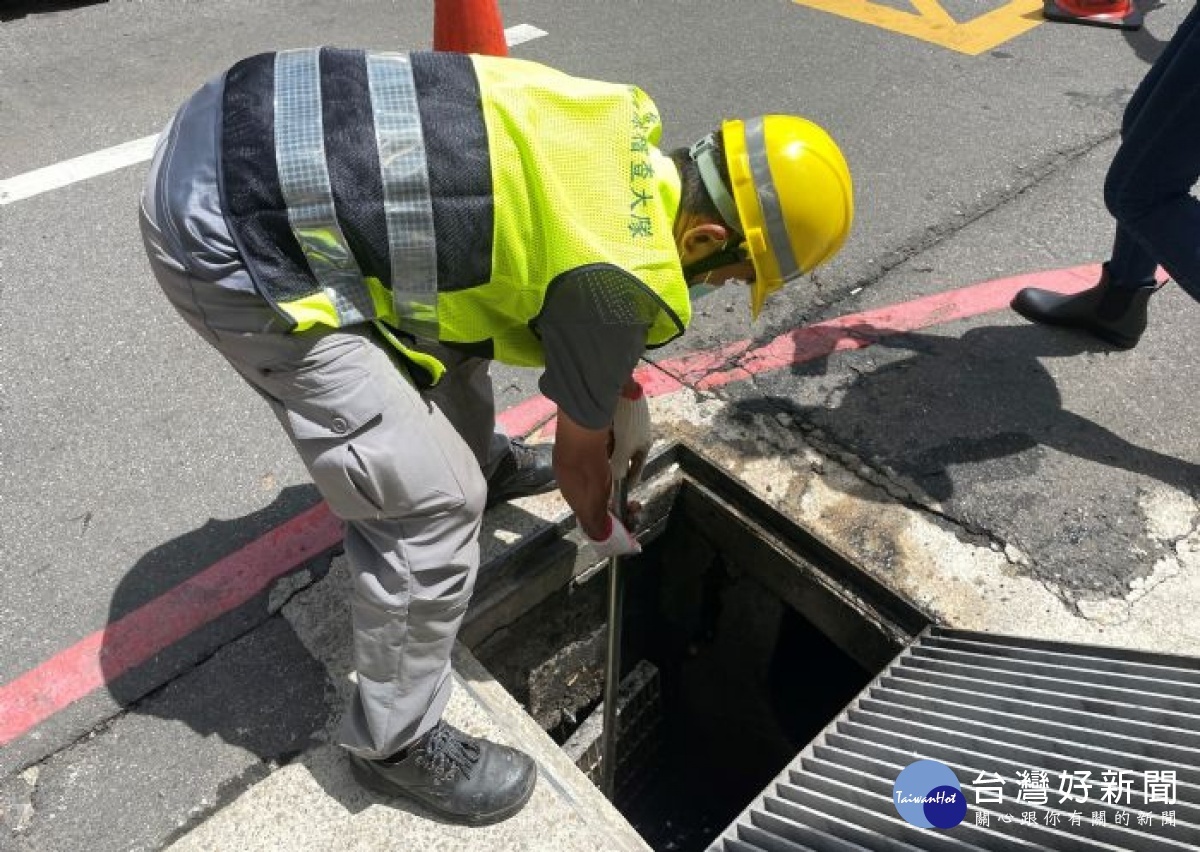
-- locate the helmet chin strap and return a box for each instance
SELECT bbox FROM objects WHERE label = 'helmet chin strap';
[682,243,747,282]
[686,133,747,284]
[688,133,743,236]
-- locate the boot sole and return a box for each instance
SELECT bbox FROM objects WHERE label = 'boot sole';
[349,755,537,827]
[1010,302,1139,350]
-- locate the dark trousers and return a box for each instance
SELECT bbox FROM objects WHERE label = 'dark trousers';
[1104,1,1200,301]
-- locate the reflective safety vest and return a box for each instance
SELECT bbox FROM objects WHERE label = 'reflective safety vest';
[219,48,691,384]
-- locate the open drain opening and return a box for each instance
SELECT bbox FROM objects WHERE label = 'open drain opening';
[470,445,929,851]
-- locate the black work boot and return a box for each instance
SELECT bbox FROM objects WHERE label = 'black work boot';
[486,438,557,507]
[349,720,537,826]
[1010,270,1157,350]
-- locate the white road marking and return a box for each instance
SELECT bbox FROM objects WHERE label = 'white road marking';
[503,23,548,47]
[0,134,160,205]
[0,24,549,206]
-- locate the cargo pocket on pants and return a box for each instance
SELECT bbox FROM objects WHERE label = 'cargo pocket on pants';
[283,368,475,522]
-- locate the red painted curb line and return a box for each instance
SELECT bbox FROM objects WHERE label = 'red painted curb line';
[0,504,344,745]
[531,264,1101,437]
[0,264,1099,747]
[690,263,1100,391]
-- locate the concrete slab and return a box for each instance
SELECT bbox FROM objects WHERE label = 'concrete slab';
[165,556,647,852]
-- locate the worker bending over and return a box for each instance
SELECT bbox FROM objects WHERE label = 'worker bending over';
[140,48,853,825]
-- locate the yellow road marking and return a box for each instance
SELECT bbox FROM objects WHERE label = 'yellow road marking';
[792,0,1045,55]
[910,0,958,28]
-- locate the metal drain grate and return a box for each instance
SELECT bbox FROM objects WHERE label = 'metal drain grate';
[708,626,1200,851]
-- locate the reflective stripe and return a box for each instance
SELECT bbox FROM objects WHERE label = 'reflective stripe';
[274,48,374,325]
[744,117,800,280]
[367,53,439,341]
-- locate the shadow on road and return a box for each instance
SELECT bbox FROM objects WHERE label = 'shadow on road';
[1126,0,1173,64]
[102,484,338,765]
[729,320,1198,504]
[0,1,107,22]
[720,318,1198,598]
[99,483,554,822]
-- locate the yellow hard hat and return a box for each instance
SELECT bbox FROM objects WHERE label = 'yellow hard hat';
[694,115,854,318]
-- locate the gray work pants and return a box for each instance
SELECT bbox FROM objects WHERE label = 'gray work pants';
[140,209,509,760]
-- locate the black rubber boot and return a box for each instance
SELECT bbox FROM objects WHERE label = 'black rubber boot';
[486,438,557,507]
[349,720,537,826]
[1010,270,1157,350]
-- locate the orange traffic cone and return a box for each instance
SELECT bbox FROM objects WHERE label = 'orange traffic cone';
[433,0,509,55]
[1044,0,1142,29]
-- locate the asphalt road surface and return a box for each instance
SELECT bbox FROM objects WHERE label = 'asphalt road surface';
[1,0,1196,847]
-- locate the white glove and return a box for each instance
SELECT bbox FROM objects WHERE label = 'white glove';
[585,510,642,558]
[610,384,651,486]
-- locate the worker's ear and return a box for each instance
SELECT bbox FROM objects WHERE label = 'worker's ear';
[679,222,732,266]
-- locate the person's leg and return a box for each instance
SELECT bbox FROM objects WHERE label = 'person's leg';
[419,344,511,476]
[421,342,557,507]
[1010,6,1200,344]
[1104,225,1158,290]
[143,232,482,749]
[1107,2,1200,287]
[142,215,535,823]
[261,338,488,759]
[1118,1,1200,139]
[1104,2,1200,301]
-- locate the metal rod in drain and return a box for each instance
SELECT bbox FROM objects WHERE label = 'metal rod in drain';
[600,475,630,799]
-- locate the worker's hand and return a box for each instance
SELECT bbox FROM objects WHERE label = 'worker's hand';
[610,382,651,487]
[585,510,642,558]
